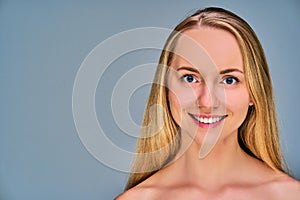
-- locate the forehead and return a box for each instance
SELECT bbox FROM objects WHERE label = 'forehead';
[172,27,243,72]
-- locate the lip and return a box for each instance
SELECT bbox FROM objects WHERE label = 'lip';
[188,113,228,128]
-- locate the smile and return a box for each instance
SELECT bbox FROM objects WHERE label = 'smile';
[188,113,228,127]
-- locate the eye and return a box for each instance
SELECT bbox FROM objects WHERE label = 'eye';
[222,76,239,85]
[182,74,198,83]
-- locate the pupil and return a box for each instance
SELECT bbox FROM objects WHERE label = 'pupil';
[226,78,233,84]
[187,76,193,82]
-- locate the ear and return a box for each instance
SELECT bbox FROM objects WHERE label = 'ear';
[249,99,254,106]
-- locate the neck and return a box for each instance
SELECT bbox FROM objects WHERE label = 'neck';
[170,131,251,187]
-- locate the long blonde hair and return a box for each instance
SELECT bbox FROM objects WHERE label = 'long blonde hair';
[125,7,287,190]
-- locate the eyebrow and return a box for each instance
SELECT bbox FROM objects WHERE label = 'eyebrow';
[220,68,244,74]
[176,66,244,74]
[176,66,199,73]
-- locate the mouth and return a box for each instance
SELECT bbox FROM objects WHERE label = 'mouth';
[188,113,228,128]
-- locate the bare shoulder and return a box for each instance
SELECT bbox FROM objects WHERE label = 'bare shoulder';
[115,173,164,200]
[115,185,158,200]
[267,174,300,199]
[114,188,145,200]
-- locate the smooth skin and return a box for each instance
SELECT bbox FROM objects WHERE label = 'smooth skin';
[116,28,300,200]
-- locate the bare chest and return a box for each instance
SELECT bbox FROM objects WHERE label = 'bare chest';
[150,186,295,200]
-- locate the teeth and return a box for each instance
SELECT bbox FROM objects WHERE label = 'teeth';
[193,115,223,124]
[204,118,208,123]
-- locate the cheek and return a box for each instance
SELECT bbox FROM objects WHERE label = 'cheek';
[167,75,198,125]
[225,89,251,121]
[168,78,198,108]
[167,88,197,126]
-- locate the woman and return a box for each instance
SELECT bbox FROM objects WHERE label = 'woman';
[116,7,300,199]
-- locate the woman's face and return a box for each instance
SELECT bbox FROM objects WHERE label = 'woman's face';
[167,27,253,147]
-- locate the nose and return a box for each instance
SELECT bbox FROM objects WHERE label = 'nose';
[196,84,219,109]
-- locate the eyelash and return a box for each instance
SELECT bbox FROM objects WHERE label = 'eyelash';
[180,74,240,85]
[181,74,199,83]
[221,76,240,85]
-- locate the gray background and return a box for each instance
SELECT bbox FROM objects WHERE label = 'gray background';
[0,0,299,199]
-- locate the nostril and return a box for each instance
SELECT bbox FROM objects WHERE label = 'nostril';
[195,84,222,109]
